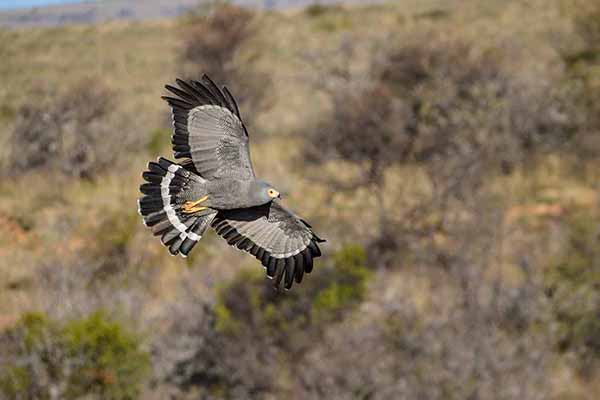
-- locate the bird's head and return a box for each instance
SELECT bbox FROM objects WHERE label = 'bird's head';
[252,180,281,205]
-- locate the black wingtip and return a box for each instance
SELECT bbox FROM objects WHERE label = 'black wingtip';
[313,233,326,243]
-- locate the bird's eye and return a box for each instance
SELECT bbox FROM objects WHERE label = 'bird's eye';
[267,189,278,198]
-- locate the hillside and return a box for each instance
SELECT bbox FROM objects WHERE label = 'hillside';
[0,1,599,399]
[0,0,387,27]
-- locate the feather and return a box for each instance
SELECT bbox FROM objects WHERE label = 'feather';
[169,235,184,255]
[304,250,314,273]
[162,96,193,110]
[171,135,189,145]
[161,228,181,246]
[191,80,219,104]
[148,162,166,174]
[218,225,235,237]
[139,197,164,208]
[142,172,163,184]
[222,86,241,120]
[158,157,177,170]
[176,78,210,103]
[274,259,286,288]
[294,253,305,283]
[144,210,166,226]
[256,247,265,262]
[151,219,173,236]
[179,237,198,257]
[236,238,250,250]
[174,151,192,159]
[173,144,189,153]
[140,183,161,195]
[202,75,228,107]
[308,241,322,257]
[266,256,276,277]
[165,84,197,103]
[284,257,295,290]
[226,232,243,245]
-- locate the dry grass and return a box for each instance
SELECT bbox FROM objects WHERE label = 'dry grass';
[0,1,599,398]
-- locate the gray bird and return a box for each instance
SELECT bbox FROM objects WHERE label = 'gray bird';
[138,75,325,289]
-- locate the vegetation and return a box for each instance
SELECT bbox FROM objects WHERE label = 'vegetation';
[0,312,150,399]
[177,3,269,120]
[545,211,600,375]
[0,1,599,398]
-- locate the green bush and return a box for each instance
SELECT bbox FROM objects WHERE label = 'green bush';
[312,245,370,321]
[0,312,58,399]
[545,212,600,375]
[214,244,371,345]
[305,4,338,17]
[0,311,150,400]
[145,128,171,155]
[171,245,371,396]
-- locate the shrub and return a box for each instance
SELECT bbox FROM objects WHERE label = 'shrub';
[545,212,600,375]
[576,1,600,53]
[6,79,124,179]
[0,311,150,400]
[179,4,255,84]
[214,244,370,341]
[145,128,171,155]
[62,311,150,399]
[305,4,341,17]
[177,4,269,124]
[169,245,371,397]
[304,34,575,266]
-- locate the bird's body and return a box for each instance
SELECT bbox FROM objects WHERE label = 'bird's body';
[206,179,277,209]
[177,178,277,210]
[137,75,324,289]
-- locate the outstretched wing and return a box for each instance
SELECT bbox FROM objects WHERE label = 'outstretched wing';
[212,201,325,290]
[162,75,255,180]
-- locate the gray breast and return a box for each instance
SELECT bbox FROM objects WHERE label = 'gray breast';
[207,179,253,209]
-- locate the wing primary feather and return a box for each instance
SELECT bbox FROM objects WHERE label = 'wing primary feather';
[308,241,322,257]
[236,238,250,250]
[256,247,266,262]
[226,232,243,245]
[303,249,314,273]
[218,225,236,237]
[147,162,165,173]
[165,84,197,103]
[266,257,277,278]
[284,258,295,290]
[274,259,286,289]
[248,244,259,256]
[161,96,193,110]
[202,75,228,107]
[169,236,184,255]
[191,80,219,105]
[176,78,209,102]
[222,86,241,119]
[294,253,305,283]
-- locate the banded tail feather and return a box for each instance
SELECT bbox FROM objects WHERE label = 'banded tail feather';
[138,157,216,257]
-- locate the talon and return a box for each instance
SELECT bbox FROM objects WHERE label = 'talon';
[182,195,209,214]
[183,205,207,213]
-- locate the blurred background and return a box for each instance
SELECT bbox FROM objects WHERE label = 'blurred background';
[0,0,599,398]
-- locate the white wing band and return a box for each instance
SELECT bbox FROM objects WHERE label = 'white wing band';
[160,164,200,242]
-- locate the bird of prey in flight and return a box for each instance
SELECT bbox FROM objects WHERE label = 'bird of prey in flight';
[138,75,325,289]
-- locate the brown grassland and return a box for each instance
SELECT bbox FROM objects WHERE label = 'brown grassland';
[0,0,599,399]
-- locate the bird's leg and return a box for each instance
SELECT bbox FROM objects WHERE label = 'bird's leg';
[182,195,209,214]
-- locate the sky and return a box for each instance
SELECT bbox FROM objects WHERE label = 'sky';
[0,0,91,10]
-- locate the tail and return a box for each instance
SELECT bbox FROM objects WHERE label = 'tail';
[138,157,216,257]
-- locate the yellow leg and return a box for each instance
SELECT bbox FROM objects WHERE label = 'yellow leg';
[182,195,209,214]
